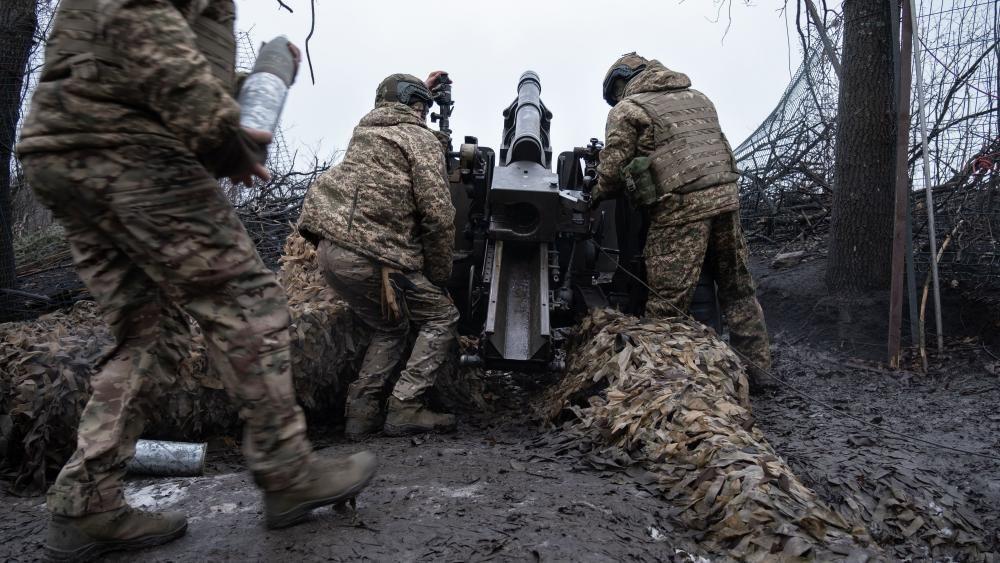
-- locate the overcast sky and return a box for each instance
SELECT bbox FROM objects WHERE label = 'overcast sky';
[237,0,802,162]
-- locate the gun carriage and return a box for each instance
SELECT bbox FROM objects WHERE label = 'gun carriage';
[436,71,719,371]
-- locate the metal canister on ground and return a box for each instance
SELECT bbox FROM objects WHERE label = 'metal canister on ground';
[127,439,207,477]
[237,35,296,134]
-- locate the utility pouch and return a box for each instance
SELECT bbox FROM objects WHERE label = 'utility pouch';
[622,156,658,208]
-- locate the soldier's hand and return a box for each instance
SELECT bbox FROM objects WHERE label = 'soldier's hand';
[229,128,273,186]
[243,127,273,146]
[432,130,451,153]
[425,70,448,90]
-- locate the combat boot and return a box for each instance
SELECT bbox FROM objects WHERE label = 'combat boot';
[383,396,456,436]
[747,364,778,394]
[46,506,187,562]
[344,398,383,441]
[264,451,377,529]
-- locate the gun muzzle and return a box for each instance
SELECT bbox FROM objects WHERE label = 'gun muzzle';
[508,71,544,165]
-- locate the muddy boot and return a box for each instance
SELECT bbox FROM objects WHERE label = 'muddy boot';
[46,506,187,562]
[383,396,456,436]
[264,451,377,529]
[344,398,383,441]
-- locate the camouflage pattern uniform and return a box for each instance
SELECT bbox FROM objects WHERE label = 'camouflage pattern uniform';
[593,58,772,375]
[17,0,313,517]
[298,96,458,412]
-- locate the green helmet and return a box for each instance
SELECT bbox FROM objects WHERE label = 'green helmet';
[602,52,648,107]
[375,73,434,108]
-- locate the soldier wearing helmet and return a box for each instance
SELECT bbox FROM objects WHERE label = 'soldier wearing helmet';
[17,0,377,559]
[298,72,460,439]
[592,52,772,387]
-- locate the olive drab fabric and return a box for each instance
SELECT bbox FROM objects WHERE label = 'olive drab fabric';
[316,241,459,404]
[593,60,740,226]
[621,156,658,208]
[594,57,771,377]
[17,0,246,175]
[297,102,455,286]
[17,0,316,517]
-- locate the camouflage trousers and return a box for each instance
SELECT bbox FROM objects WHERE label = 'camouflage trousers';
[21,146,312,517]
[645,210,772,374]
[316,241,458,412]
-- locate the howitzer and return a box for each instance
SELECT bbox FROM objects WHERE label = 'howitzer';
[440,71,720,371]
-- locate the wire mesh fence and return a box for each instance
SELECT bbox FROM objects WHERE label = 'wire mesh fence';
[733,17,839,250]
[907,0,999,296]
[735,0,999,295]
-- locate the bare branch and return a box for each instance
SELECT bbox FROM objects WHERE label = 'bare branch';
[305,0,316,85]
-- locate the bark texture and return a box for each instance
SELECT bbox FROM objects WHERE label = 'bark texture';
[826,0,897,292]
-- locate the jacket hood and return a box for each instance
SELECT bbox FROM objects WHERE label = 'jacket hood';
[359,102,427,128]
[624,60,691,96]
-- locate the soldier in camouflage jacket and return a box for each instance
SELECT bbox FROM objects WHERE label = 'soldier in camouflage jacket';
[298,73,460,438]
[17,1,376,558]
[594,53,772,386]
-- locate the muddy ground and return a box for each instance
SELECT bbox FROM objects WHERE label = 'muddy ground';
[1,378,704,563]
[2,254,999,561]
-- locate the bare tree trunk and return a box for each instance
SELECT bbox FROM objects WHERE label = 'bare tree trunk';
[1,0,38,296]
[826,0,897,292]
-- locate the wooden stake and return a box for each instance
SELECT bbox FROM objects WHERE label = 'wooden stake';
[888,0,914,368]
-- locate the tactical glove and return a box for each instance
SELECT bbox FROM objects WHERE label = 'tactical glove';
[204,127,270,181]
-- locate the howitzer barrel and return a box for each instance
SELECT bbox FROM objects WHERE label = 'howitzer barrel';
[509,72,544,165]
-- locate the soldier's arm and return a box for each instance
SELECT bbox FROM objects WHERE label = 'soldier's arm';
[102,0,250,176]
[408,131,456,286]
[593,100,647,202]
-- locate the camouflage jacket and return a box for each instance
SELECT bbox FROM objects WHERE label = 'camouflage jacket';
[298,103,455,285]
[17,0,246,176]
[594,61,739,227]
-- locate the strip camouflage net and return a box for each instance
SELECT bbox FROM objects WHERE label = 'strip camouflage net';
[542,309,989,561]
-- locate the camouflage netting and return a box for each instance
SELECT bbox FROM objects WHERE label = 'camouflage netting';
[278,229,363,416]
[543,310,990,561]
[280,230,484,414]
[0,227,483,493]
